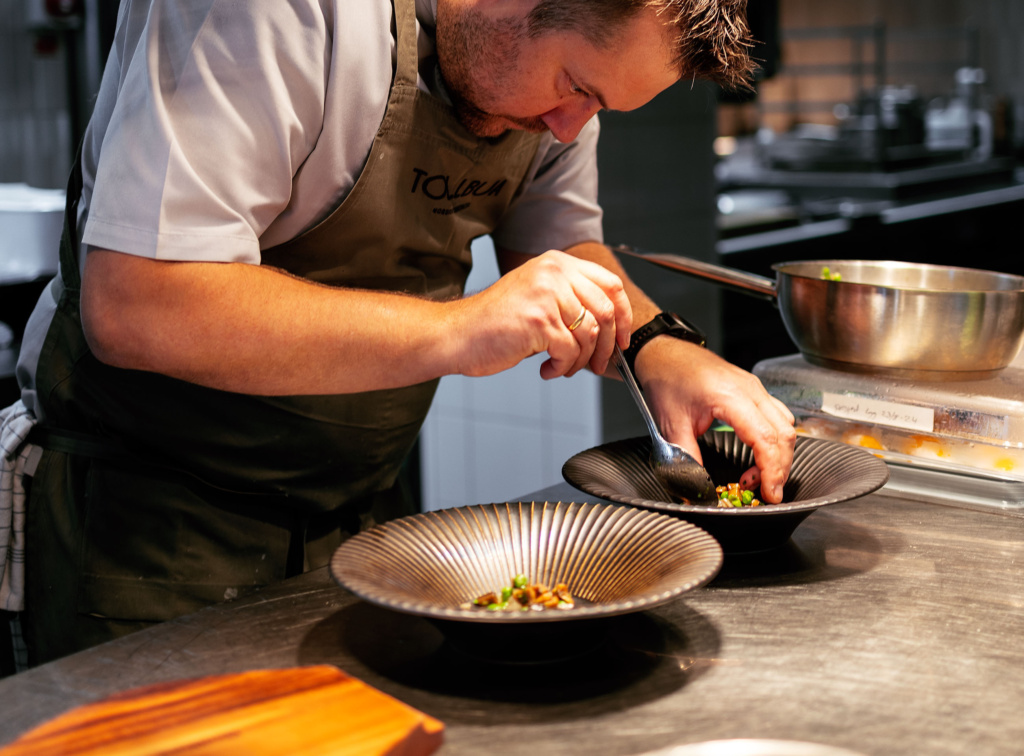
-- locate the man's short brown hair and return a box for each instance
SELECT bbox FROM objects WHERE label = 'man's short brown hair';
[526,0,756,91]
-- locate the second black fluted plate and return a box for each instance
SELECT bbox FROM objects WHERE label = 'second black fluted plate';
[562,430,890,553]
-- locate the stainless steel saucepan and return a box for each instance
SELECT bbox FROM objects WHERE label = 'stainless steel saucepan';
[614,244,1024,381]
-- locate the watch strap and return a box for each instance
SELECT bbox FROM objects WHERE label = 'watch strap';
[623,312,706,375]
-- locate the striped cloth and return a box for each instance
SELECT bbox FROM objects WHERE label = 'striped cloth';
[1,400,39,612]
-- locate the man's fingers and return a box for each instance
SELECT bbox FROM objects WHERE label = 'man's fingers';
[559,254,632,349]
[564,304,588,333]
[739,465,761,491]
[748,428,795,503]
[565,278,620,375]
[529,251,631,379]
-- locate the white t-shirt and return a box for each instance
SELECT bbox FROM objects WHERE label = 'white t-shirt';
[82,0,602,261]
[17,0,603,416]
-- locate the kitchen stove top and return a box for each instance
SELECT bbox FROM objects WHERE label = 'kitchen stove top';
[754,352,1024,515]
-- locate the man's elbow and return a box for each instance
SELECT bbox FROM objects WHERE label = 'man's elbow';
[81,290,139,369]
[80,251,150,369]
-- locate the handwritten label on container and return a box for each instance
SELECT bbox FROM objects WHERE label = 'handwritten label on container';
[821,392,934,432]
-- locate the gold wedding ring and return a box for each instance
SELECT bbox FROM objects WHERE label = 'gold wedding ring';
[568,306,587,332]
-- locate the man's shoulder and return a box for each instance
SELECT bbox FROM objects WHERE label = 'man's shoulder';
[324,0,395,54]
[324,0,395,30]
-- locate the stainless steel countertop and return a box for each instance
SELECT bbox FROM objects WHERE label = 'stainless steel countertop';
[1,483,1022,756]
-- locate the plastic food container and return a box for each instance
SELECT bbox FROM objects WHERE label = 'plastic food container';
[754,353,1024,512]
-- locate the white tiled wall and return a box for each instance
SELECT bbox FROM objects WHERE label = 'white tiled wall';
[419,237,602,510]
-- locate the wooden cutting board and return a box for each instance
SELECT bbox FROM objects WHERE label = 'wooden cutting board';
[0,665,444,755]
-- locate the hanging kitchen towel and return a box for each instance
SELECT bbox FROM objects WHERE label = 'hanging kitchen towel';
[0,400,40,612]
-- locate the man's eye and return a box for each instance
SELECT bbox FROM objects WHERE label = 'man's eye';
[569,80,588,96]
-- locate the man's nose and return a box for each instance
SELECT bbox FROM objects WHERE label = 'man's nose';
[540,97,602,143]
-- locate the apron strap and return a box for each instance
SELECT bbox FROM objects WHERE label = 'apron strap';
[25,424,288,499]
[27,424,131,464]
[57,144,85,294]
[393,0,418,89]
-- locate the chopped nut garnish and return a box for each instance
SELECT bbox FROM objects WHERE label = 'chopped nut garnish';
[469,575,576,611]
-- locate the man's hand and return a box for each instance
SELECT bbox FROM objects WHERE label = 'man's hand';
[450,250,633,379]
[494,242,795,502]
[633,335,796,504]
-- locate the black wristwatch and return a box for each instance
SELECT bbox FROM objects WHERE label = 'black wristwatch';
[623,312,706,375]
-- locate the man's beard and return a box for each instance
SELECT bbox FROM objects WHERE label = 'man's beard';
[435,4,548,137]
[448,92,548,138]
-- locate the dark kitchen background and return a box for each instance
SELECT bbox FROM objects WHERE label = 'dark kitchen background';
[2,0,1023,510]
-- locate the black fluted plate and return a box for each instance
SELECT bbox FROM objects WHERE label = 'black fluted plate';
[330,501,722,628]
[562,430,890,554]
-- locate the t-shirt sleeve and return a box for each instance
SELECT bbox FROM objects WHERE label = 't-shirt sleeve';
[82,2,329,264]
[489,117,604,256]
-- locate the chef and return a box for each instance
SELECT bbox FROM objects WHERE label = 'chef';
[6,0,795,665]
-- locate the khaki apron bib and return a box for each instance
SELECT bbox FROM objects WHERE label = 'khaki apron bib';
[23,0,540,662]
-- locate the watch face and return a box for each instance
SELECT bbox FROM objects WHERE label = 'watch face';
[665,313,706,345]
[665,313,687,328]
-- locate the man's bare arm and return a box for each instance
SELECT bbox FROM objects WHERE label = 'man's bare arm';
[81,247,630,396]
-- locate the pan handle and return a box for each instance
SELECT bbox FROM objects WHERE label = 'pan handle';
[612,244,778,304]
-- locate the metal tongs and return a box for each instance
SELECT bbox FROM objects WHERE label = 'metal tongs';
[613,345,716,503]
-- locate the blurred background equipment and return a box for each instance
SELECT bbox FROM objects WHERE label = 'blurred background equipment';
[705,1,1024,516]
[0,0,118,405]
[711,1,1024,374]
